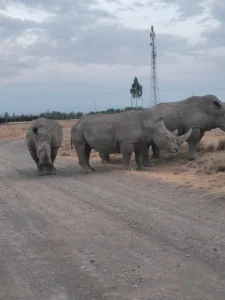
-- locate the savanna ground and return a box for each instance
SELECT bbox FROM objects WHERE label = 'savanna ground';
[1,120,225,299]
[2,119,225,195]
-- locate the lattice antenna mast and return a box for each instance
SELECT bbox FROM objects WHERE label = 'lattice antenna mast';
[150,25,160,107]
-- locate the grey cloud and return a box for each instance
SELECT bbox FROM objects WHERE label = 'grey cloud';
[211,2,225,23]
[156,0,204,20]
[7,0,98,13]
[0,0,117,77]
[0,59,36,77]
[201,2,225,47]
[24,23,191,66]
[106,0,121,3]
[0,13,38,37]
[0,0,220,83]
[0,53,37,79]
[132,2,146,8]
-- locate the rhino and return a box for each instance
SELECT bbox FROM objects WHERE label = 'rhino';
[71,110,192,173]
[99,94,225,164]
[26,117,63,175]
[145,94,225,161]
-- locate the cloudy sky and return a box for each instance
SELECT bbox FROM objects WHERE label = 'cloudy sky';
[0,0,224,114]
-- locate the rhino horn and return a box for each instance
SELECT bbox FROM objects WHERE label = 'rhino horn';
[177,128,192,145]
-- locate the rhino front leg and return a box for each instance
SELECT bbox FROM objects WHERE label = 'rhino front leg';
[188,129,204,160]
[51,147,58,164]
[152,142,161,159]
[99,153,111,165]
[120,143,134,170]
[28,148,39,167]
[134,150,146,171]
[28,148,44,175]
[45,147,58,175]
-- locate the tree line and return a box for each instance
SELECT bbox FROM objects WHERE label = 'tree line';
[0,106,144,123]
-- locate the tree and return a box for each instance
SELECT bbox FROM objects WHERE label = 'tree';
[130,76,143,108]
[4,112,9,123]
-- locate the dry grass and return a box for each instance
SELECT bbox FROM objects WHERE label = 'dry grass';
[0,123,29,140]
[0,119,77,140]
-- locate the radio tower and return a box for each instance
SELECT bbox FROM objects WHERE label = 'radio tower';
[150,25,160,107]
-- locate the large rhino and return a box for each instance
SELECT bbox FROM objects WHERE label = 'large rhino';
[99,94,225,164]
[26,117,63,175]
[71,110,192,173]
[148,94,225,161]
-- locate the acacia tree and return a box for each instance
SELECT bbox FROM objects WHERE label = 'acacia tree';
[130,76,143,108]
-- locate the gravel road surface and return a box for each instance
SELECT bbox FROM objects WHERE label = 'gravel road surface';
[1,137,225,300]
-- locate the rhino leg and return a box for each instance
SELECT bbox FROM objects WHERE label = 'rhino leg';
[143,145,151,167]
[134,150,146,171]
[152,143,161,159]
[76,143,94,174]
[99,153,111,164]
[51,147,58,164]
[120,143,134,170]
[28,148,39,167]
[85,144,95,171]
[42,147,58,175]
[188,128,204,160]
[28,148,44,175]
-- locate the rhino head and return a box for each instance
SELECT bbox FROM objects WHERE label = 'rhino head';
[203,95,225,131]
[32,126,52,167]
[152,117,192,153]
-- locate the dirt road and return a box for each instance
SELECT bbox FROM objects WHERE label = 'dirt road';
[1,137,225,300]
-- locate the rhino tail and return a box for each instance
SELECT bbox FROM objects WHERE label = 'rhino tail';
[71,137,73,150]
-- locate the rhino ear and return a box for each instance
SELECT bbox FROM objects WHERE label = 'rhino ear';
[173,129,179,136]
[32,127,38,134]
[213,99,222,109]
[154,114,165,123]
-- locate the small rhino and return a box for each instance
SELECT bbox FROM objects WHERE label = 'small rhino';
[26,117,63,176]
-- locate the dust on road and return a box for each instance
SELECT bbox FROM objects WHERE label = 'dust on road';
[1,137,225,300]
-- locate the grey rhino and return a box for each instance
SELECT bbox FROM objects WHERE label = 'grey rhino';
[148,94,225,161]
[26,117,63,175]
[71,110,192,173]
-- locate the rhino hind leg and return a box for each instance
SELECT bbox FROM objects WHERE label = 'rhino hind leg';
[85,144,95,172]
[120,143,134,170]
[152,143,161,159]
[187,128,204,160]
[75,142,94,174]
[134,150,146,171]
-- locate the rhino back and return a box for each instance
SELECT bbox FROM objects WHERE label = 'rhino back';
[150,95,223,133]
[77,114,120,153]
